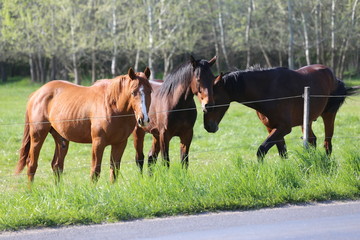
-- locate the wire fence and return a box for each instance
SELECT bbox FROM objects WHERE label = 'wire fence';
[0,93,356,127]
[0,93,359,189]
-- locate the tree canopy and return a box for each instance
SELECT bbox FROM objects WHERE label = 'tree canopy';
[0,0,359,84]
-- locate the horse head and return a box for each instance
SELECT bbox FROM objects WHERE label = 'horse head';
[190,55,217,113]
[203,73,230,133]
[127,67,152,127]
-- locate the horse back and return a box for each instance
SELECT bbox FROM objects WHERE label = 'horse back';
[27,80,106,143]
[296,64,338,94]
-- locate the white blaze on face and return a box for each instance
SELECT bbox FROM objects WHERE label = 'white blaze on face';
[139,85,149,125]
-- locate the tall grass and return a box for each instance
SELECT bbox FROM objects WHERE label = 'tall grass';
[0,78,359,231]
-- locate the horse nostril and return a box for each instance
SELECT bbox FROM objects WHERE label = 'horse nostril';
[137,118,144,126]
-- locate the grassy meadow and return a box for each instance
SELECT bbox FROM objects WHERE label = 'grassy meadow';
[0,77,359,231]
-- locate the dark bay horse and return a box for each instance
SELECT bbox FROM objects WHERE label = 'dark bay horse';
[133,56,217,171]
[16,68,152,183]
[204,64,359,160]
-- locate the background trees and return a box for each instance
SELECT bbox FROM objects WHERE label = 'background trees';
[0,0,359,83]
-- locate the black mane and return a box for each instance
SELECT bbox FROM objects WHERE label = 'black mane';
[222,67,288,95]
[157,61,194,97]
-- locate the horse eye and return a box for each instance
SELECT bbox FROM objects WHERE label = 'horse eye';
[131,91,136,96]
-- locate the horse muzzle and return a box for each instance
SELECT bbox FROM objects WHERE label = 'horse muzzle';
[204,121,218,133]
[137,117,150,127]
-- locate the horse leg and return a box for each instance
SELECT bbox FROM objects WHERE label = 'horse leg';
[276,138,287,158]
[257,127,291,161]
[90,138,106,182]
[179,129,193,169]
[50,129,69,183]
[133,127,146,173]
[28,124,51,183]
[265,127,287,158]
[148,135,160,166]
[148,135,160,174]
[159,131,171,167]
[321,112,337,155]
[109,140,127,183]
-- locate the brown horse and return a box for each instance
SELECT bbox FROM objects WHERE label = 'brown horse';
[133,56,217,171]
[15,68,152,183]
[204,64,359,160]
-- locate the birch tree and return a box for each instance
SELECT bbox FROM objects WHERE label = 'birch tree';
[330,0,336,73]
[245,0,254,68]
[287,0,294,69]
[338,0,358,78]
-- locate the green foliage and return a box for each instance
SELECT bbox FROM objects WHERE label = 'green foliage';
[0,79,359,231]
[1,0,360,81]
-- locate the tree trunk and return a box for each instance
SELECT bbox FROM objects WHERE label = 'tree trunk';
[319,2,325,64]
[146,0,155,81]
[245,0,253,68]
[29,53,35,82]
[211,24,220,73]
[50,56,56,80]
[259,41,272,67]
[90,0,97,83]
[134,48,140,72]
[70,20,80,84]
[287,0,294,69]
[35,55,41,83]
[163,48,175,78]
[315,1,321,64]
[50,5,56,81]
[208,0,220,73]
[301,12,310,65]
[111,0,117,77]
[72,52,79,85]
[37,52,46,83]
[217,0,230,69]
[330,0,336,74]
[338,0,358,78]
[91,51,96,83]
[0,62,6,83]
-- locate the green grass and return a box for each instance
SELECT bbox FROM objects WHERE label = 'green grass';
[0,78,359,231]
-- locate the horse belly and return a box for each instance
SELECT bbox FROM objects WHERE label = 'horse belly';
[169,110,197,136]
[51,119,93,143]
[48,101,94,143]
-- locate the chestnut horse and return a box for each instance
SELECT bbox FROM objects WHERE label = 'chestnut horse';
[16,68,152,183]
[204,64,359,160]
[133,56,217,171]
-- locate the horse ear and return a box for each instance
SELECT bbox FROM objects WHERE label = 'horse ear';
[144,67,151,79]
[190,55,197,68]
[214,72,223,85]
[208,56,217,67]
[128,68,136,80]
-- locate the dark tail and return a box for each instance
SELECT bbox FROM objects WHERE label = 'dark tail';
[323,78,360,113]
[15,110,30,174]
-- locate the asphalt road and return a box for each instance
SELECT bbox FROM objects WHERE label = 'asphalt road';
[1,201,360,240]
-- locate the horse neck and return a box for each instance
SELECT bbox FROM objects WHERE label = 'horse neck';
[224,71,268,104]
[174,83,193,104]
[106,78,132,115]
[223,73,247,103]
[160,69,194,108]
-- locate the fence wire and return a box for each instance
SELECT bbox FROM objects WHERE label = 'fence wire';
[0,94,357,127]
[0,94,359,189]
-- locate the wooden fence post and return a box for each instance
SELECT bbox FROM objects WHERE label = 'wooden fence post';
[303,86,310,148]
